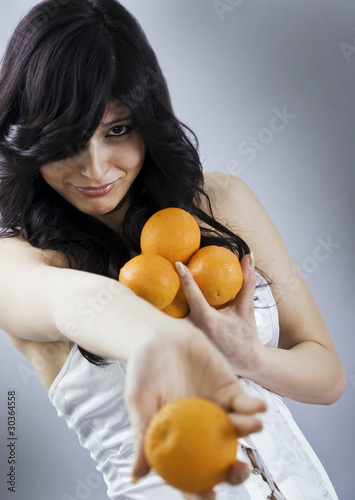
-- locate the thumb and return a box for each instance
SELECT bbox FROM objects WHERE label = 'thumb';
[175,261,211,318]
[126,395,153,483]
[125,391,153,482]
[132,438,151,482]
[230,253,256,314]
[226,460,251,485]
[124,351,158,482]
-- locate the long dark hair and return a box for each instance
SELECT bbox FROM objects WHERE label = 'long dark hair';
[0,0,250,364]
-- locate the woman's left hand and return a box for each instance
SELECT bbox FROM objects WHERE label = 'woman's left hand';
[176,254,264,376]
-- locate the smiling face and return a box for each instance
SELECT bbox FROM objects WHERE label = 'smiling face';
[40,101,146,229]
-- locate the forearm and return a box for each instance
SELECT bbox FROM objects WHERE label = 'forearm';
[239,341,346,405]
[53,270,187,361]
[174,255,346,406]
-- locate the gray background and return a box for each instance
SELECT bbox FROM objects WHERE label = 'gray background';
[0,0,354,499]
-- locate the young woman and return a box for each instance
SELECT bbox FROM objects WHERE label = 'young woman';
[0,1,346,499]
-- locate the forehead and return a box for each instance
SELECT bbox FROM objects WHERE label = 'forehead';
[101,100,131,125]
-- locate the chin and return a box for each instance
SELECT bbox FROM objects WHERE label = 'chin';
[93,207,116,216]
[79,202,117,216]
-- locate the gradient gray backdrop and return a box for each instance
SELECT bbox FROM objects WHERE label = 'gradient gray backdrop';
[0,1,354,499]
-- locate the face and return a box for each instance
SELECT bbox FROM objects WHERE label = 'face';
[40,101,146,229]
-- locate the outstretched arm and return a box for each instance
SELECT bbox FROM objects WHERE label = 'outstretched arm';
[0,236,179,358]
[0,236,266,498]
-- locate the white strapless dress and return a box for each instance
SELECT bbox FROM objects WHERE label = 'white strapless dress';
[48,276,339,500]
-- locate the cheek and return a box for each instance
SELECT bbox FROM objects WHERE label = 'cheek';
[127,134,146,167]
[40,167,66,188]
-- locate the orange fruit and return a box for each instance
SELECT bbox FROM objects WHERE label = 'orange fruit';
[140,207,201,265]
[162,284,189,318]
[118,254,179,309]
[187,245,243,307]
[144,397,238,493]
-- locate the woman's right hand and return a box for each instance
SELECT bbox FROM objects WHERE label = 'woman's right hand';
[124,323,266,498]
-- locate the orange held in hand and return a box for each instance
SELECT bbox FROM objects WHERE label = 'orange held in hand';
[140,207,201,265]
[187,245,243,308]
[119,208,243,316]
[118,254,180,310]
[144,397,238,493]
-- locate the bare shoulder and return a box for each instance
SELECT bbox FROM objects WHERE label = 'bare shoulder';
[203,171,255,210]
[203,171,336,353]
[202,171,296,296]
[0,236,67,268]
[203,170,238,204]
[202,171,269,238]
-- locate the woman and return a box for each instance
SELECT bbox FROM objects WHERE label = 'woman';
[0,0,346,499]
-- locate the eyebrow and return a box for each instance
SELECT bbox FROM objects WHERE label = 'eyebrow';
[101,114,132,127]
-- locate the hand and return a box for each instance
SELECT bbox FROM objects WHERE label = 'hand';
[124,322,266,498]
[180,456,251,500]
[177,254,265,377]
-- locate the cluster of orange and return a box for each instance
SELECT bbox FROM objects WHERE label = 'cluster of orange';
[118,207,244,317]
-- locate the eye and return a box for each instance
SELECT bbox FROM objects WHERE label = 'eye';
[106,125,131,137]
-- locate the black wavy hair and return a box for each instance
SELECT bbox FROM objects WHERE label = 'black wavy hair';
[0,0,250,364]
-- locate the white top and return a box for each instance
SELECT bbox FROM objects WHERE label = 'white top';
[49,275,339,499]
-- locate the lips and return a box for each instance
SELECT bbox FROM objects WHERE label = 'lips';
[74,181,117,197]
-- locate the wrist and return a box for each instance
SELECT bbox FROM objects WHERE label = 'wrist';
[235,342,270,381]
[56,277,197,361]
[124,308,201,360]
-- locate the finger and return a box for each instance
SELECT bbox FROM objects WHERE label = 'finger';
[216,378,267,415]
[124,355,157,439]
[175,262,210,316]
[126,403,152,482]
[226,460,250,485]
[227,413,264,437]
[124,351,159,480]
[132,438,151,481]
[181,462,250,499]
[230,253,256,315]
[230,390,267,415]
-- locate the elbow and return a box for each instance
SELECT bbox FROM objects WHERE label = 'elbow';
[324,366,347,405]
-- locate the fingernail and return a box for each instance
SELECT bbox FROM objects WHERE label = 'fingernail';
[249,251,255,270]
[175,261,186,277]
[131,474,139,484]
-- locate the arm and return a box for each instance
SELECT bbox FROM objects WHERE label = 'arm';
[193,172,346,404]
[0,236,266,495]
[0,236,180,359]
[1,237,220,363]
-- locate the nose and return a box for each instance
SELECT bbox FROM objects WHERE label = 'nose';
[79,140,109,182]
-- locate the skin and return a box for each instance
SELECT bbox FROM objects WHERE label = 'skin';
[40,101,146,231]
[0,101,346,499]
[198,173,346,403]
